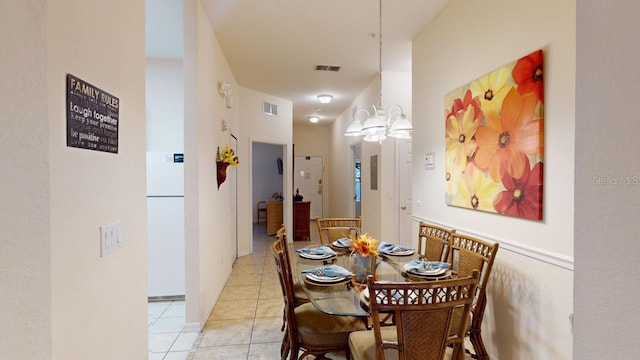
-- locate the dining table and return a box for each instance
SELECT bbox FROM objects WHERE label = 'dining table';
[294,244,455,317]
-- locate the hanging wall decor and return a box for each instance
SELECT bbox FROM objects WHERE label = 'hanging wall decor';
[444,49,544,220]
[216,145,239,189]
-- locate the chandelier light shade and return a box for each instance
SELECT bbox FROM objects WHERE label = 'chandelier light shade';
[308,116,320,123]
[317,94,333,104]
[343,0,412,143]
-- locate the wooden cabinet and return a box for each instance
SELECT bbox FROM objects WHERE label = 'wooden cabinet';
[293,201,311,240]
[266,201,283,235]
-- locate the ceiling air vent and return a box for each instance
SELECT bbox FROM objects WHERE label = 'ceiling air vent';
[263,101,278,116]
[315,64,341,72]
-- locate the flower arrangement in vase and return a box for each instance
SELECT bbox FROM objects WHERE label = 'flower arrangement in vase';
[216,145,239,189]
[348,233,379,282]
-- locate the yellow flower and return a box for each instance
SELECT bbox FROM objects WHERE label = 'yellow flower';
[470,67,513,115]
[451,163,501,213]
[217,145,239,167]
[445,106,480,169]
[349,233,379,257]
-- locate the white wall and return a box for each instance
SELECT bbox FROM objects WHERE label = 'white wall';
[183,0,240,330]
[412,0,575,359]
[574,1,640,358]
[329,79,378,221]
[47,0,148,358]
[0,2,50,359]
[238,88,293,255]
[328,72,411,243]
[146,58,184,151]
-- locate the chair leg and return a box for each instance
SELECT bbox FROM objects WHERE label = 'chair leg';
[280,330,290,360]
[469,328,489,360]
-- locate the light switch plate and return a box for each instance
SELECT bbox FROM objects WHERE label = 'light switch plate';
[424,152,435,170]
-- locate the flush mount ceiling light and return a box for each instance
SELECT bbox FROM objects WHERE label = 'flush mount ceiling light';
[308,116,320,123]
[343,0,412,143]
[317,94,333,104]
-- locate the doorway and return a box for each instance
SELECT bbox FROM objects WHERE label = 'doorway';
[396,139,413,248]
[251,141,286,241]
[351,143,362,218]
[230,134,238,263]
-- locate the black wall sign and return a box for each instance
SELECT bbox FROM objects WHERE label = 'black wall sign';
[66,74,119,153]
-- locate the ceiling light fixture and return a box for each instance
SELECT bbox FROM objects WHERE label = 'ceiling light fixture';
[344,0,412,143]
[308,116,320,123]
[317,94,333,104]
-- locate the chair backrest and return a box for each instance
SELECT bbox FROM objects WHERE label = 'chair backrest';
[448,232,499,331]
[316,217,362,245]
[277,224,294,268]
[417,222,454,262]
[367,272,479,360]
[271,226,302,349]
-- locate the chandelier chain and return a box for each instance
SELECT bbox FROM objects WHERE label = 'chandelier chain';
[378,0,383,109]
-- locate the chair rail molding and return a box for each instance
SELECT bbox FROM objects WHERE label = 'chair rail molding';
[412,215,574,271]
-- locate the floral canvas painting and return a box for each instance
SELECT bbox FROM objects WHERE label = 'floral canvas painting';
[444,49,544,220]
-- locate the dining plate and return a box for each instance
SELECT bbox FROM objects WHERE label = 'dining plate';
[297,252,335,260]
[403,264,448,276]
[304,273,351,285]
[332,239,351,248]
[380,249,415,256]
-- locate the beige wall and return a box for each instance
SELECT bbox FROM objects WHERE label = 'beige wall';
[47,0,148,358]
[574,1,640,358]
[412,0,575,359]
[0,2,50,359]
[183,0,241,330]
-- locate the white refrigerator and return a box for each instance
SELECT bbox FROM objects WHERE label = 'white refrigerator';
[147,152,185,299]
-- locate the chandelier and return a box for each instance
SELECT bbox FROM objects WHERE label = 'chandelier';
[344,0,413,142]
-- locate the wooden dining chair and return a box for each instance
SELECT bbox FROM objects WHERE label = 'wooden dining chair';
[447,232,499,360]
[272,231,367,360]
[277,225,310,307]
[417,221,454,262]
[348,272,480,360]
[317,217,362,245]
[257,200,267,223]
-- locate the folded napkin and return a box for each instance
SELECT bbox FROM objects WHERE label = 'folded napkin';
[302,264,353,278]
[378,241,412,254]
[296,246,336,256]
[334,237,352,247]
[405,260,450,273]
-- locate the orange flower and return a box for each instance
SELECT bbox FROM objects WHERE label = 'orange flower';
[349,233,379,257]
[474,88,543,181]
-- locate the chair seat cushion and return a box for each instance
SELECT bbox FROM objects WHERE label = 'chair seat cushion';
[349,326,399,360]
[295,303,367,347]
[293,281,310,306]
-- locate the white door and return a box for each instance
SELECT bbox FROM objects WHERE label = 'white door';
[294,156,323,219]
[397,139,413,248]
[230,135,238,263]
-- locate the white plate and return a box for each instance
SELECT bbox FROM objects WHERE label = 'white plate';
[305,273,350,284]
[403,264,448,276]
[380,249,415,256]
[332,239,351,248]
[297,252,335,260]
